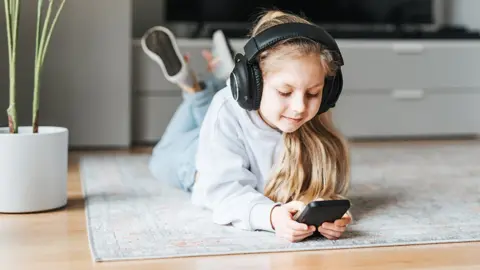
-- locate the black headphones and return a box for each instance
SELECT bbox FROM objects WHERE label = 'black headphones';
[229,22,344,115]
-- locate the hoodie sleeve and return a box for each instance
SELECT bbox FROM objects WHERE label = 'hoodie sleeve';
[191,98,278,232]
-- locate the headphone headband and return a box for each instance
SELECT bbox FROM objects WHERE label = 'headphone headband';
[230,22,344,115]
[243,22,344,65]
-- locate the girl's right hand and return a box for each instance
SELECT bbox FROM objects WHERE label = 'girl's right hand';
[270,201,317,242]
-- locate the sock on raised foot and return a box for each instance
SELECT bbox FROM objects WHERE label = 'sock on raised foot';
[211,30,236,81]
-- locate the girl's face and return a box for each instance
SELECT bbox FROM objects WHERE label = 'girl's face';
[258,55,327,133]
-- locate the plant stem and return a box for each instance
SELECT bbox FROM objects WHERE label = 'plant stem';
[4,0,19,133]
[32,0,65,133]
[41,0,65,64]
[33,0,45,133]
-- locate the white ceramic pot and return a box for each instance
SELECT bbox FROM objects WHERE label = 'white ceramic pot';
[0,126,68,213]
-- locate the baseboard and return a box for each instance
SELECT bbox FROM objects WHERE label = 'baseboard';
[348,134,480,144]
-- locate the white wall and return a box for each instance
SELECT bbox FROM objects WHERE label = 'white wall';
[133,0,167,38]
[0,1,132,147]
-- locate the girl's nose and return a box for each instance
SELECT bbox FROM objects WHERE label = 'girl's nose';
[290,94,306,114]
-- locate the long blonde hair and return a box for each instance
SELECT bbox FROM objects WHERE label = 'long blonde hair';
[255,10,351,204]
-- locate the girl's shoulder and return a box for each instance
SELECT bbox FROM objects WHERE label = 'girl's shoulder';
[198,85,249,147]
[207,85,278,135]
[207,85,246,125]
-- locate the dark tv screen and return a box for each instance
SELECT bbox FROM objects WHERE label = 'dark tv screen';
[166,0,434,25]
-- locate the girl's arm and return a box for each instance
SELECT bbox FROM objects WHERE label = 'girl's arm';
[191,100,278,232]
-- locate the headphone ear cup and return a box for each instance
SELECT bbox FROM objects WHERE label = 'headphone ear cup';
[329,68,343,107]
[317,68,343,114]
[250,64,263,110]
[318,77,333,114]
[230,54,251,110]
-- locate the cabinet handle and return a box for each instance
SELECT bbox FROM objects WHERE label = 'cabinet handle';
[391,89,424,99]
[392,43,425,54]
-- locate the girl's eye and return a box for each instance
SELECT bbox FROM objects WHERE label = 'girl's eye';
[277,90,291,97]
[307,92,320,98]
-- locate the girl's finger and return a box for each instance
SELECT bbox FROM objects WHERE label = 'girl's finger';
[289,225,316,236]
[322,222,346,232]
[286,219,309,231]
[342,215,352,224]
[285,201,306,214]
[318,226,342,239]
[319,232,338,240]
[291,231,314,242]
[281,230,314,242]
[334,218,350,227]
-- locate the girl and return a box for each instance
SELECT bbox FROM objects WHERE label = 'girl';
[142,10,352,243]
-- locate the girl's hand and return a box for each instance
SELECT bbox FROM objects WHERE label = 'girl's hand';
[317,213,352,240]
[270,201,317,242]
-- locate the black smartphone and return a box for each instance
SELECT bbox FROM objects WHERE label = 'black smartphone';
[293,199,351,227]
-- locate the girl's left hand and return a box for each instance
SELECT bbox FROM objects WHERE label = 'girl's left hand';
[317,213,351,240]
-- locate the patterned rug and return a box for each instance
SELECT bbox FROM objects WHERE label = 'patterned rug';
[79,143,480,262]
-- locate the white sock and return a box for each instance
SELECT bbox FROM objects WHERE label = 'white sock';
[211,30,235,81]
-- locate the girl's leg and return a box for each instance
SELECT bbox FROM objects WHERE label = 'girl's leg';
[190,74,225,128]
[158,88,214,147]
[149,127,200,192]
[141,26,224,145]
[149,85,216,191]
[141,26,231,191]
[141,26,217,191]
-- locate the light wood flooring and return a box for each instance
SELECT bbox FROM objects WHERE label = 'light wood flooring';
[1,140,480,270]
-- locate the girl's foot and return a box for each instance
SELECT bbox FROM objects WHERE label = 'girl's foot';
[211,30,236,81]
[141,26,202,93]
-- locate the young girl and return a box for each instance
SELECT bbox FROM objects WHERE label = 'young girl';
[142,10,352,243]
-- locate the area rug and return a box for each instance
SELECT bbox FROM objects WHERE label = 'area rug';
[79,143,480,262]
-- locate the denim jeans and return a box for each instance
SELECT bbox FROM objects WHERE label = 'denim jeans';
[148,75,226,192]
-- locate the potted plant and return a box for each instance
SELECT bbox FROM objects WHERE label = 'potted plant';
[0,0,67,213]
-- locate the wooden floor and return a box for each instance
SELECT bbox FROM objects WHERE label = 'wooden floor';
[2,141,480,270]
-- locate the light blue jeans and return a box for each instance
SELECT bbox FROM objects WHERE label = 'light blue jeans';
[148,75,225,192]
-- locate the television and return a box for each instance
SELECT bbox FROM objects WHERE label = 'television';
[165,0,446,33]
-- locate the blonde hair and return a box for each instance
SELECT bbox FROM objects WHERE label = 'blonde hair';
[255,10,351,205]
